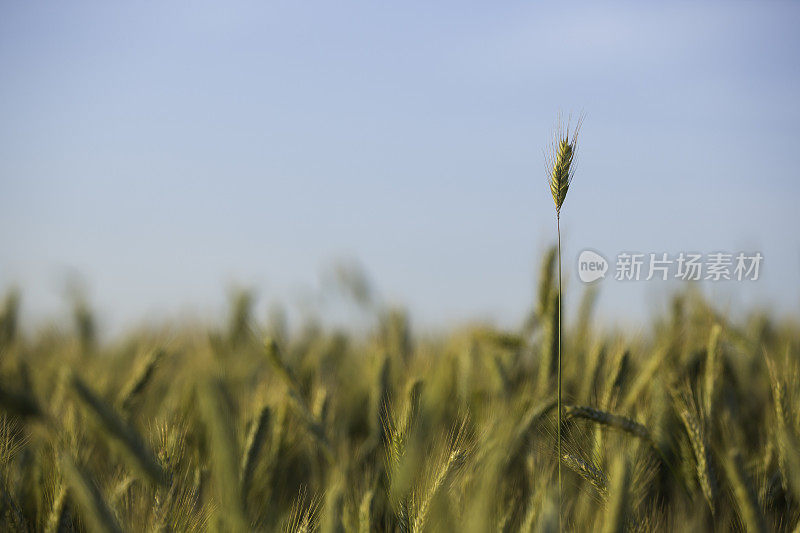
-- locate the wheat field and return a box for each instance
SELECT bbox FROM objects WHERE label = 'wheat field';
[0,259,798,531]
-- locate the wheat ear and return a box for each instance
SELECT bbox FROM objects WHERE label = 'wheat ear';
[564,405,654,444]
[672,390,717,513]
[562,453,607,496]
[703,324,722,418]
[118,348,164,414]
[240,404,272,499]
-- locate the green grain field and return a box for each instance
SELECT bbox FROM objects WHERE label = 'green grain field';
[0,266,798,531]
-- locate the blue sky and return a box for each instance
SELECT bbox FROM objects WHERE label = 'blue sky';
[1,1,799,334]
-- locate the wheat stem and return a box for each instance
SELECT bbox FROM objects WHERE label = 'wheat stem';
[556,212,563,533]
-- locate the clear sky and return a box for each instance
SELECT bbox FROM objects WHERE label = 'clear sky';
[1,1,799,334]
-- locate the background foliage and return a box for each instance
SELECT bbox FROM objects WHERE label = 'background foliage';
[0,252,798,531]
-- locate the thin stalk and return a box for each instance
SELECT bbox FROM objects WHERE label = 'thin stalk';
[556,212,563,533]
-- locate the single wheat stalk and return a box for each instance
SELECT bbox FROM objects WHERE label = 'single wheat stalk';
[620,345,667,411]
[723,448,767,533]
[118,348,164,414]
[703,324,722,418]
[672,389,717,513]
[240,403,272,500]
[602,455,631,533]
[547,112,582,531]
[524,246,556,335]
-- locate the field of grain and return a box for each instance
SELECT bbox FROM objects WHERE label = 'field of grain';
[0,255,798,532]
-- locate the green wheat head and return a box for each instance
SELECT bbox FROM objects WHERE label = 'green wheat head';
[548,115,582,213]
